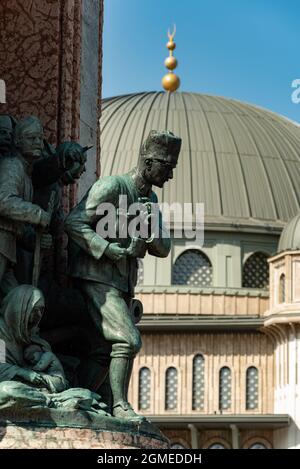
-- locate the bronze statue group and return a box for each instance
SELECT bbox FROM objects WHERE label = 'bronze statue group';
[0,114,181,421]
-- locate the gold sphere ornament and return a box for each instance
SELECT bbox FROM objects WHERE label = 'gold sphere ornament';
[161,25,180,93]
[164,56,178,70]
[166,40,176,51]
[162,72,180,92]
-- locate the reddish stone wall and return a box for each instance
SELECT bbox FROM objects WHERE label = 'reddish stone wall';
[0,0,104,208]
[0,425,168,449]
[97,0,104,179]
[0,0,83,145]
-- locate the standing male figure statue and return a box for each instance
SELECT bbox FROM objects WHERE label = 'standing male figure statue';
[0,116,51,292]
[65,130,181,420]
[0,115,16,159]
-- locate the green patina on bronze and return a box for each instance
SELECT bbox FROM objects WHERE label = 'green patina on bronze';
[0,117,50,294]
[65,130,181,421]
[0,124,181,437]
[0,406,168,444]
[0,285,109,416]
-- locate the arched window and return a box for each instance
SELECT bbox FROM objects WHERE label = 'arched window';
[246,367,258,410]
[244,437,271,449]
[279,273,285,303]
[209,443,226,449]
[172,250,212,287]
[242,252,269,289]
[219,367,231,410]
[205,437,231,449]
[192,354,205,410]
[171,442,186,449]
[137,259,144,286]
[138,367,151,410]
[249,442,267,449]
[165,367,178,410]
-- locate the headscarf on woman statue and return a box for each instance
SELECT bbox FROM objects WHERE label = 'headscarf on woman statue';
[0,285,109,415]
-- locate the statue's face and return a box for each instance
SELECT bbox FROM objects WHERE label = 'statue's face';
[145,156,177,188]
[18,127,44,160]
[26,349,42,364]
[0,116,13,153]
[28,301,44,330]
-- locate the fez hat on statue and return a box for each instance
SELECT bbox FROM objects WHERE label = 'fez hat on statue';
[140,130,181,165]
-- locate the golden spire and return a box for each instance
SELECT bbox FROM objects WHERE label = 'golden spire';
[162,25,180,92]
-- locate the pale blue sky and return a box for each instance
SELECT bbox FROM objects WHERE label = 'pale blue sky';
[103,0,300,122]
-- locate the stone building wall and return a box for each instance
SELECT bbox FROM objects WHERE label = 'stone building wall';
[162,428,273,449]
[136,288,269,316]
[129,332,274,415]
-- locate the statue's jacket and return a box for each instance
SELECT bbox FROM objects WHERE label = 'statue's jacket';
[0,156,44,263]
[65,173,170,297]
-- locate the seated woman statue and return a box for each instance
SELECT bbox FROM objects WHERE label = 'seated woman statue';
[0,285,108,414]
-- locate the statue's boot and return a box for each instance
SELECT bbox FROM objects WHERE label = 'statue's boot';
[110,357,146,421]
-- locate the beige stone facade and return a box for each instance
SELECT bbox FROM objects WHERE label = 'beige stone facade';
[127,244,300,448]
[129,331,274,415]
[161,428,273,449]
[136,287,269,317]
[127,287,285,449]
[263,250,300,448]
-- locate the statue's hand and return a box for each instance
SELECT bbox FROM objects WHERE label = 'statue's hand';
[40,210,51,229]
[30,372,47,386]
[41,233,52,250]
[105,243,127,262]
[16,369,45,386]
[126,237,147,258]
[138,205,159,240]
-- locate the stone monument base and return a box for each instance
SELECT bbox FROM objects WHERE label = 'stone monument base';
[0,407,168,449]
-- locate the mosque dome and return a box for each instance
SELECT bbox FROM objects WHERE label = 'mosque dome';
[278,213,300,252]
[100,91,300,233]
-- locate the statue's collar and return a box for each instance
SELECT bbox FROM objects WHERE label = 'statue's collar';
[129,167,152,197]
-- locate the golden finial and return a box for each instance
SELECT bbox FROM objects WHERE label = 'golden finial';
[162,25,180,92]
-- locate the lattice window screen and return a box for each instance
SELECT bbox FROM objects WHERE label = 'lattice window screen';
[137,259,144,285]
[219,367,232,410]
[172,250,212,287]
[138,367,151,410]
[192,354,205,410]
[246,366,258,410]
[165,367,178,410]
[242,252,269,289]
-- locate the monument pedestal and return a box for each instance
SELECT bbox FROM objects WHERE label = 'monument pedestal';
[0,408,168,449]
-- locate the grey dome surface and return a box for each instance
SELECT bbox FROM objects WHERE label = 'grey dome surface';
[278,213,300,252]
[100,91,300,232]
